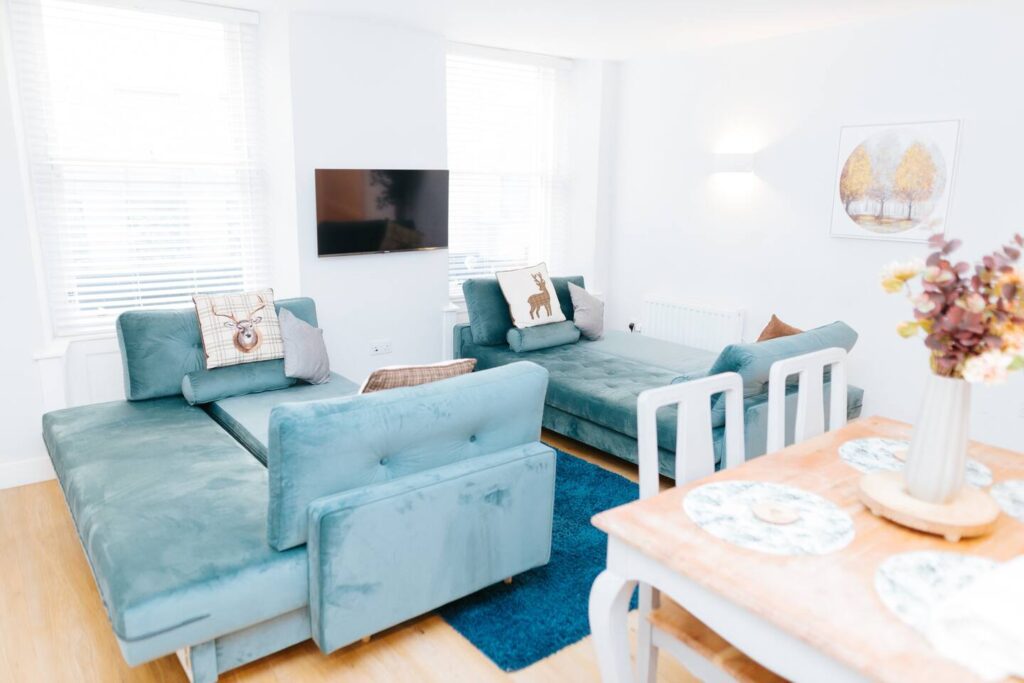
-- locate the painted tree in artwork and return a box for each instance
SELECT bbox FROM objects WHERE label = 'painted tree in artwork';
[868,176,893,220]
[839,144,873,213]
[893,142,937,219]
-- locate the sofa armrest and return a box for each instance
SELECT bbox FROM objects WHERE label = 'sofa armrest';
[453,322,473,359]
[306,441,555,654]
[266,361,549,550]
[742,383,864,459]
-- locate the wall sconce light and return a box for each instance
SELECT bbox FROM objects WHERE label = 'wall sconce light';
[712,152,755,173]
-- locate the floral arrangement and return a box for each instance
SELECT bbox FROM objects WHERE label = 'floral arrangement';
[881,233,1024,384]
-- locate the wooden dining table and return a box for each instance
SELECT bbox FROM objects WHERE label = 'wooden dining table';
[588,416,1024,683]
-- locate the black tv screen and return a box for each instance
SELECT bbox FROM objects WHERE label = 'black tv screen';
[315,169,449,256]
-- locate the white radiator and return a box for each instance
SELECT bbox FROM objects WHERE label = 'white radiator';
[641,298,744,352]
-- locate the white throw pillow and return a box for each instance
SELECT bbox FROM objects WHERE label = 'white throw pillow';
[568,282,604,340]
[495,263,567,329]
[193,289,284,369]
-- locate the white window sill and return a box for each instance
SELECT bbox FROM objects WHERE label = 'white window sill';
[34,333,118,361]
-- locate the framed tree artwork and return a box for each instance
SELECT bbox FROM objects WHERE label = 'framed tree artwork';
[829,120,961,243]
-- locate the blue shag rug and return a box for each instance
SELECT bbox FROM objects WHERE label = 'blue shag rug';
[438,450,638,671]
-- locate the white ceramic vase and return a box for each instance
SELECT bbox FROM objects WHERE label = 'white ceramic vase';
[904,373,972,504]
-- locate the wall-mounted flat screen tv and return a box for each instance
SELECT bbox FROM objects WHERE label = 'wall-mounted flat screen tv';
[315,169,449,256]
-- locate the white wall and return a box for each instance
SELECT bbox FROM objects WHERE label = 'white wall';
[607,1,1024,449]
[0,30,50,483]
[289,14,449,382]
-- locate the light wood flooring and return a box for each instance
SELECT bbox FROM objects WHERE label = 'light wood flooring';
[0,431,694,682]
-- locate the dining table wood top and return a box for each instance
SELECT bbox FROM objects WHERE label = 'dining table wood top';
[592,416,1024,683]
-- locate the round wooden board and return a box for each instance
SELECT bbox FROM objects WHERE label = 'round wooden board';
[750,501,801,525]
[858,471,1000,542]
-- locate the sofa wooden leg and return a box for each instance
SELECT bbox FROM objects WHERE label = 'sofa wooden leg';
[503,576,513,585]
[361,635,371,644]
[176,640,218,683]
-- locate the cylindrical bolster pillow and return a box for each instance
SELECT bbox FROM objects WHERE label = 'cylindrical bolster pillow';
[182,360,297,405]
[507,321,581,353]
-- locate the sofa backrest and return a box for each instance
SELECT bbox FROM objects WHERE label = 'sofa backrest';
[265,361,549,550]
[705,321,858,425]
[462,275,584,345]
[116,297,317,401]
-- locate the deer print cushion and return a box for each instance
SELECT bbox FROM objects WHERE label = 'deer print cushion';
[194,289,285,369]
[495,262,568,329]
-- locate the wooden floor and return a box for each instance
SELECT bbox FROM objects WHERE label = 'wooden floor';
[0,431,694,683]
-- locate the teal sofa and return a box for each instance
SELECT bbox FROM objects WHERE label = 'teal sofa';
[455,277,864,476]
[42,298,555,682]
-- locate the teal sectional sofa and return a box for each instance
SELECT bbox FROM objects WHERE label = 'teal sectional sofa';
[455,277,864,476]
[42,298,556,682]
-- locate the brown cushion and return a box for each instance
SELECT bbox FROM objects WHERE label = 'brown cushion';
[757,315,803,342]
[360,359,477,394]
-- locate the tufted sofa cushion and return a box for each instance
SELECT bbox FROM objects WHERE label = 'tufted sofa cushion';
[462,332,716,453]
[266,361,550,550]
[117,298,318,401]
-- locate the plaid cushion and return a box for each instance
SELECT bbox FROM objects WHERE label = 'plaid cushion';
[194,289,285,369]
[360,359,477,394]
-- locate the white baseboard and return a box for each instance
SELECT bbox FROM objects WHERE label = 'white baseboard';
[0,456,55,490]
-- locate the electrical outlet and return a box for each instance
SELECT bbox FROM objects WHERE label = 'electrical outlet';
[369,339,392,355]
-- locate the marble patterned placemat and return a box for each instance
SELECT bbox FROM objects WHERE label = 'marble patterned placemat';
[874,551,997,632]
[839,438,993,487]
[683,481,854,556]
[991,479,1024,521]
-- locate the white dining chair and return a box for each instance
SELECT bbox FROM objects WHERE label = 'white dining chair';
[765,347,849,453]
[634,372,746,683]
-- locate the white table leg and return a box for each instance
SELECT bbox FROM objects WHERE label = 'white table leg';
[636,584,659,683]
[589,569,637,683]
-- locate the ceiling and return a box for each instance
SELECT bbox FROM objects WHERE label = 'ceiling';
[290,0,971,59]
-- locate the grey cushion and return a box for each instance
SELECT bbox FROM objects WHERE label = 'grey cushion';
[568,282,604,340]
[280,308,331,384]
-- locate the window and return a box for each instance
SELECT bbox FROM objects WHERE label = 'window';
[445,44,571,295]
[7,0,269,337]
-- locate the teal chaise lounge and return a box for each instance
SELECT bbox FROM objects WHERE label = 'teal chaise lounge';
[42,298,555,682]
[455,277,864,476]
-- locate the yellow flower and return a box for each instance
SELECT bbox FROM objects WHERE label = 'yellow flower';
[880,259,924,293]
[998,268,1022,288]
[1003,325,1024,354]
[882,277,905,293]
[896,321,919,338]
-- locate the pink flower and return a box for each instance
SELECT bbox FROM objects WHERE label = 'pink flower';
[912,293,937,314]
[957,292,986,314]
[962,351,1014,385]
[923,266,955,285]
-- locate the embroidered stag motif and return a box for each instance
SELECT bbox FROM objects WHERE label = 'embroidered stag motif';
[526,272,553,320]
[212,296,267,353]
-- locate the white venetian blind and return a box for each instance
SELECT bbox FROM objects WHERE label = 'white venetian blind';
[7,0,269,337]
[446,44,571,294]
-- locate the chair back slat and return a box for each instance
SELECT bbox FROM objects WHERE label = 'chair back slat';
[766,347,848,453]
[637,372,745,499]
